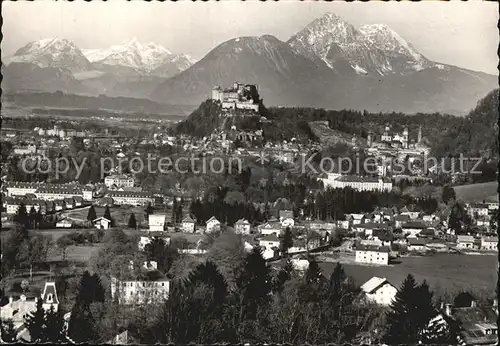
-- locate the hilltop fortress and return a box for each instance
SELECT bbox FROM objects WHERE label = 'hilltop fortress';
[211,82,260,115]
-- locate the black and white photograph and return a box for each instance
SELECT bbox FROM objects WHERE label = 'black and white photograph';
[0,1,498,344]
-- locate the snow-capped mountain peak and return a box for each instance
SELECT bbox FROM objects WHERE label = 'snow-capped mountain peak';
[360,24,422,60]
[6,37,93,73]
[83,39,192,74]
[288,13,435,76]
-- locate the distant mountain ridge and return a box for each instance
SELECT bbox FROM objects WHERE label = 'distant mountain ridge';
[2,37,195,98]
[2,14,498,114]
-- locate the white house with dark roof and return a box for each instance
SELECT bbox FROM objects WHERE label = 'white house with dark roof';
[259,234,280,250]
[93,217,111,230]
[259,222,282,237]
[481,236,498,251]
[206,216,221,233]
[457,235,475,249]
[355,244,390,265]
[407,237,427,252]
[401,221,427,237]
[361,277,397,306]
[148,213,166,232]
[235,218,251,235]
[181,215,196,233]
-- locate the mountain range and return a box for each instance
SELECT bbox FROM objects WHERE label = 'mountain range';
[2,13,497,114]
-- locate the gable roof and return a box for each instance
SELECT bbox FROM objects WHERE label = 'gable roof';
[401,221,427,229]
[457,235,475,242]
[93,217,111,223]
[361,276,393,294]
[260,234,280,242]
[182,215,195,223]
[207,216,220,224]
[41,282,59,305]
[407,237,426,246]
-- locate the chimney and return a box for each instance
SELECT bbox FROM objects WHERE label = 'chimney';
[445,303,452,317]
[8,296,13,304]
[493,298,498,307]
[471,300,477,308]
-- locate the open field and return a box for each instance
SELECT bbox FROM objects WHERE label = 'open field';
[453,181,498,203]
[59,205,150,226]
[320,253,496,295]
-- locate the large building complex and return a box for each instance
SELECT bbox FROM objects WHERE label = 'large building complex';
[211,82,260,114]
[320,174,393,192]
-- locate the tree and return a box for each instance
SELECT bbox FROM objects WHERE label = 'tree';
[442,185,456,204]
[145,202,154,219]
[57,236,74,261]
[280,227,293,256]
[384,274,437,345]
[44,305,65,343]
[0,319,18,343]
[87,206,97,225]
[103,206,112,221]
[206,231,245,287]
[67,271,104,343]
[24,298,46,342]
[234,247,272,334]
[13,202,30,229]
[128,213,137,229]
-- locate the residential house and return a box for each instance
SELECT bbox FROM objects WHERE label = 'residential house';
[372,230,394,247]
[347,213,365,226]
[407,237,427,252]
[148,214,166,232]
[303,220,336,231]
[354,222,390,236]
[393,214,411,228]
[401,221,427,237]
[355,244,390,265]
[138,235,171,251]
[181,215,196,233]
[93,217,111,230]
[206,216,221,233]
[279,210,294,227]
[64,198,74,209]
[481,236,498,251]
[56,219,73,228]
[73,196,83,207]
[401,211,420,220]
[82,187,93,201]
[360,276,397,306]
[456,235,475,249]
[259,222,282,237]
[259,234,280,250]
[110,277,169,305]
[467,203,489,219]
[291,257,310,272]
[0,282,59,333]
[235,218,251,235]
[54,200,65,211]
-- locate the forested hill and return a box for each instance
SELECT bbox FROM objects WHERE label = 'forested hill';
[174,90,498,157]
[432,89,499,157]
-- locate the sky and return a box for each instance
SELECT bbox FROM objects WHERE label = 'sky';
[2,1,498,75]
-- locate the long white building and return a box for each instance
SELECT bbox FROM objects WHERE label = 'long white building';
[321,174,392,192]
